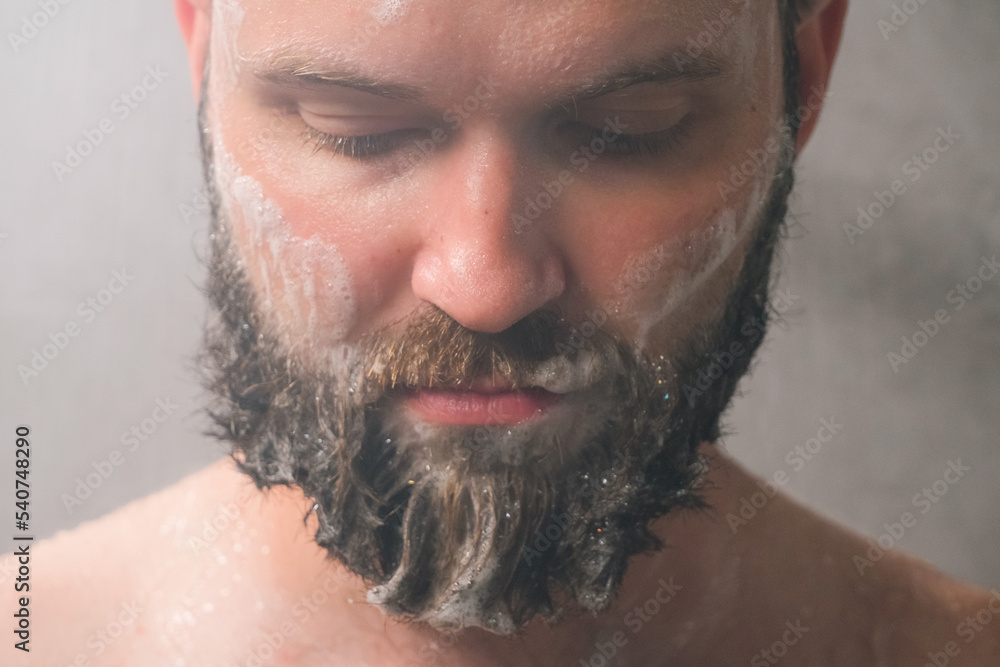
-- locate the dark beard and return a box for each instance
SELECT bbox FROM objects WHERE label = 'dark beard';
[197,18,800,629]
[197,159,794,635]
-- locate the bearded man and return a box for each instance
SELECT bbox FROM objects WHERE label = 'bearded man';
[10,0,1000,665]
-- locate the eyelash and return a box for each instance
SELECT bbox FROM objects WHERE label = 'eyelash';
[580,116,694,157]
[301,116,694,160]
[302,126,419,158]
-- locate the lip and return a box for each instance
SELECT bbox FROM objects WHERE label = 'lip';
[402,385,560,425]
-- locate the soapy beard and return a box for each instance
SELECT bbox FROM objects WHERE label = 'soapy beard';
[198,150,794,638]
[197,33,800,631]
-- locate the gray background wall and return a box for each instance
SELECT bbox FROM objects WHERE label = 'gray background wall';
[1,1,997,589]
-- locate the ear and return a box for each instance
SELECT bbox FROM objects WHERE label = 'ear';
[175,0,213,99]
[792,0,849,153]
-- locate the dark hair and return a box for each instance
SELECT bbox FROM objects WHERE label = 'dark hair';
[787,0,821,23]
[779,0,807,143]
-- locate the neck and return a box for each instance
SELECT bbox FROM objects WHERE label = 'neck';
[210,443,887,666]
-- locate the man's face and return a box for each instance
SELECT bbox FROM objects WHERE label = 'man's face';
[200,0,796,634]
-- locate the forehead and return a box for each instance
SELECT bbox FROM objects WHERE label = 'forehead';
[218,0,778,102]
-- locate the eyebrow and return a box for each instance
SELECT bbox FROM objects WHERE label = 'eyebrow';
[566,53,728,102]
[250,50,728,104]
[253,55,425,101]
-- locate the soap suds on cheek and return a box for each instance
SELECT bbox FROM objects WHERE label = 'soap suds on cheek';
[370,0,411,25]
[212,142,358,349]
[622,3,790,353]
[620,144,781,353]
[623,207,745,352]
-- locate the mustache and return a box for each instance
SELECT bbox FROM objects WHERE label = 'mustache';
[359,306,625,397]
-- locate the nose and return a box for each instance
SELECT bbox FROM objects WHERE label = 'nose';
[411,124,566,333]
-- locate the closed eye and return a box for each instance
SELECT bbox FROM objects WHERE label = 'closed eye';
[302,126,427,158]
[572,115,691,156]
[559,116,695,157]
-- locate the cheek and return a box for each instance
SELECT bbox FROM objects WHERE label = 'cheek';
[621,206,747,353]
[212,109,433,349]
[208,64,430,346]
[214,142,360,347]
[561,164,774,355]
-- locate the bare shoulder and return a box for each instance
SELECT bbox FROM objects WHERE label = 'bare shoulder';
[0,458,259,666]
[886,559,1000,666]
[721,456,1000,666]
